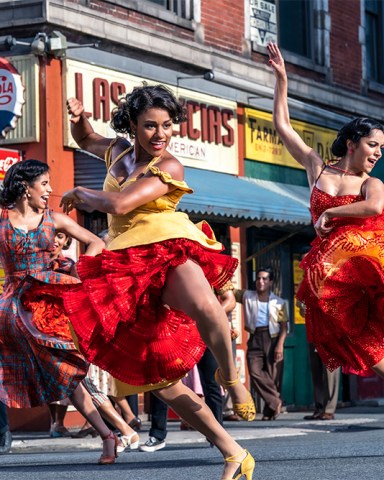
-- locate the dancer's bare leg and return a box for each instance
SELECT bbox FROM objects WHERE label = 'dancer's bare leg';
[48,404,57,426]
[110,395,136,424]
[70,383,113,457]
[99,399,137,438]
[54,405,68,427]
[48,404,70,436]
[162,260,249,407]
[371,358,384,378]
[155,381,247,480]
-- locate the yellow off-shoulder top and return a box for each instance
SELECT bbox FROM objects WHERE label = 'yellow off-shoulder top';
[103,140,223,395]
[104,140,222,252]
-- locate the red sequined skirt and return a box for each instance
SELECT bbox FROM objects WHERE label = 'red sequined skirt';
[63,239,238,386]
[297,223,384,375]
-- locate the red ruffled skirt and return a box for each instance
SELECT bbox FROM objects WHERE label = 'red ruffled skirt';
[297,220,384,375]
[63,239,238,386]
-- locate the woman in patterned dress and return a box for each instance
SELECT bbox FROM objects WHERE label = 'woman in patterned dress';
[268,42,384,378]
[0,159,119,463]
[49,229,140,451]
[63,85,256,480]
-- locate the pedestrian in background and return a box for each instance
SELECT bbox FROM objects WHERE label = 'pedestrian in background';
[235,267,288,421]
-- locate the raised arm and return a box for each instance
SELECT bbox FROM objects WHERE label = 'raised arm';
[52,211,105,256]
[67,97,115,159]
[268,43,323,185]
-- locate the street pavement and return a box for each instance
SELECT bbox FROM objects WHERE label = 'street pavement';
[6,405,384,454]
[2,406,384,479]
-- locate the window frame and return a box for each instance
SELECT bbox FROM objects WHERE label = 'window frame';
[113,0,198,28]
[364,0,384,90]
[247,0,328,72]
[278,0,314,61]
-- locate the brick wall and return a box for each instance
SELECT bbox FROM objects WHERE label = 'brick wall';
[329,0,362,92]
[67,0,195,41]
[201,0,245,54]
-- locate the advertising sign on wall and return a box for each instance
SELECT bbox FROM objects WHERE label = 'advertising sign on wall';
[249,0,277,48]
[0,148,22,181]
[0,57,24,138]
[293,254,305,325]
[64,60,239,174]
[245,108,338,169]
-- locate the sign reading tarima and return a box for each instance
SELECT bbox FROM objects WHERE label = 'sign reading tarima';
[245,108,338,169]
[0,57,25,138]
[64,59,239,175]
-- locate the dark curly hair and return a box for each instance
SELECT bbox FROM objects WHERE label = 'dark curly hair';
[331,117,384,157]
[110,84,186,135]
[256,267,274,282]
[0,159,49,208]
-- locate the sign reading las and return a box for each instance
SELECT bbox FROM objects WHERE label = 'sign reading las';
[245,108,337,169]
[64,60,238,174]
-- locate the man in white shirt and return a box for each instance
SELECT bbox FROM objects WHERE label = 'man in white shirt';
[235,267,288,420]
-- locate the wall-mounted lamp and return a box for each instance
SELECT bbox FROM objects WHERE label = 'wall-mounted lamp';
[176,70,215,88]
[0,31,99,58]
[0,35,17,51]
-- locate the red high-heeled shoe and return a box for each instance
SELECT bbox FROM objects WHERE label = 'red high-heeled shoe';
[98,431,118,465]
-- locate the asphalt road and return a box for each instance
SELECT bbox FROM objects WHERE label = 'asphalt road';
[1,409,384,479]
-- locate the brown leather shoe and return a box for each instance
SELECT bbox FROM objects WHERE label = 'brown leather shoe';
[223,414,242,422]
[128,417,142,432]
[318,413,335,420]
[272,401,282,420]
[303,412,321,420]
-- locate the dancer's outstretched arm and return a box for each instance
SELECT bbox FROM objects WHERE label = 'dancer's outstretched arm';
[268,42,323,187]
[67,97,117,159]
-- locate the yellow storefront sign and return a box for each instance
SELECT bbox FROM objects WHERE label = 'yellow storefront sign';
[293,256,305,324]
[245,108,338,169]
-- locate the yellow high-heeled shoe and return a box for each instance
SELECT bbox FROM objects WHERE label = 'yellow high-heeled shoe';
[223,449,255,480]
[215,369,256,422]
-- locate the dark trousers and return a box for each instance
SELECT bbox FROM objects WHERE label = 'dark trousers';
[126,394,139,417]
[247,328,282,415]
[308,343,340,414]
[0,402,8,435]
[197,348,223,425]
[149,393,168,441]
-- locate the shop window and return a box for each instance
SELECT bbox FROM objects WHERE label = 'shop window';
[365,0,384,85]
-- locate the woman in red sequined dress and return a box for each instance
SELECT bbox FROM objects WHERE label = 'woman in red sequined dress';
[62,85,255,478]
[268,43,384,378]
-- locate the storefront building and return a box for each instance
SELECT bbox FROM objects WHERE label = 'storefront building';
[1,1,384,429]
